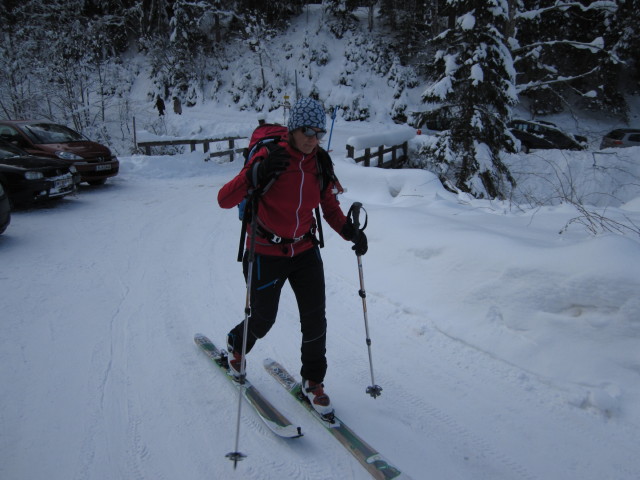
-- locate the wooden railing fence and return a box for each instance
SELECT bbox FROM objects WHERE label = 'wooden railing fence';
[136,136,245,162]
[346,141,408,168]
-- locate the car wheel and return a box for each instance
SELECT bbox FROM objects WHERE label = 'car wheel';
[520,143,530,154]
[87,179,107,186]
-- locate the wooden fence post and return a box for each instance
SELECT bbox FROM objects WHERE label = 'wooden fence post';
[346,145,354,159]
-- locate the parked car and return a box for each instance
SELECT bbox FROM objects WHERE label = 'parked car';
[0,141,80,206]
[599,129,640,149]
[0,120,119,185]
[509,120,587,153]
[0,182,10,234]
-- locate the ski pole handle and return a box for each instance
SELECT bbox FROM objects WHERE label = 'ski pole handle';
[348,202,362,232]
[347,202,367,240]
[327,106,339,151]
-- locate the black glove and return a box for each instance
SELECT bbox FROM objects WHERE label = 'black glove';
[341,220,368,256]
[247,146,289,186]
[352,231,368,256]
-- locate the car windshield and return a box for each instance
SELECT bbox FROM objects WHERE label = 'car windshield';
[23,123,85,144]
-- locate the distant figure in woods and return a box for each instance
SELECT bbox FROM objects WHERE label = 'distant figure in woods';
[155,95,165,116]
[173,97,182,115]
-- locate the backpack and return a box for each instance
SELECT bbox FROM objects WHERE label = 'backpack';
[236,122,342,261]
[238,123,289,221]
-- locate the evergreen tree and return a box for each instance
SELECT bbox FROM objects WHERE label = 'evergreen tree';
[377,0,397,30]
[613,0,640,90]
[141,0,170,37]
[415,0,517,199]
[167,0,193,101]
[324,0,359,38]
[513,1,621,115]
[379,0,431,70]
[587,0,640,119]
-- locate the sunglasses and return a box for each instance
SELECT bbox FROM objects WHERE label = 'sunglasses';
[300,126,326,140]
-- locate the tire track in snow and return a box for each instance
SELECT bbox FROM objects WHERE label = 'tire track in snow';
[73,340,113,480]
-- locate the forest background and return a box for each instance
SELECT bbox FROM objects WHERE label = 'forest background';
[0,0,638,199]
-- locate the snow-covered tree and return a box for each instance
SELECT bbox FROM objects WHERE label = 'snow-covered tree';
[0,1,111,127]
[378,0,432,71]
[324,0,359,38]
[612,0,640,89]
[584,0,640,119]
[141,0,170,37]
[512,1,620,115]
[414,0,517,199]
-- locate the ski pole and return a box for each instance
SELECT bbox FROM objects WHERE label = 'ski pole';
[226,195,258,467]
[326,106,338,152]
[347,202,382,399]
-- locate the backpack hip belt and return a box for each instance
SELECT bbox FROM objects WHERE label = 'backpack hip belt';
[256,224,317,245]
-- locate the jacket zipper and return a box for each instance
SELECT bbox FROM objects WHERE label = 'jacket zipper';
[290,154,307,257]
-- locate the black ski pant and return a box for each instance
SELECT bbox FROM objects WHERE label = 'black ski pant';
[227,247,327,383]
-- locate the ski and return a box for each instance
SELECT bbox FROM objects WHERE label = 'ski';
[194,334,302,438]
[263,358,412,480]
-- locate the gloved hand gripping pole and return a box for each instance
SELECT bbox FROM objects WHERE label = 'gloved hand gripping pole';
[348,202,382,399]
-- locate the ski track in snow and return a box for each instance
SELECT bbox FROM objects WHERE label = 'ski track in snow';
[325,265,639,480]
[323,273,535,480]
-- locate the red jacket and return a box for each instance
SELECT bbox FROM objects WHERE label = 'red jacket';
[218,141,348,257]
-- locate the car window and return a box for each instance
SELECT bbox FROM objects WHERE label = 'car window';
[23,123,85,144]
[0,125,22,143]
[608,131,625,140]
[628,134,640,142]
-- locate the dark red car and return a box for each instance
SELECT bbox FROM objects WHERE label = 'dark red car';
[0,120,119,185]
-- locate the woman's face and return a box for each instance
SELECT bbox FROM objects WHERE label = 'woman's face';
[291,127,324,154]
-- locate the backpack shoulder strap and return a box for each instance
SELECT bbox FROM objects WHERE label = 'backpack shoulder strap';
[316,147,343,194]
[314,147,344,250]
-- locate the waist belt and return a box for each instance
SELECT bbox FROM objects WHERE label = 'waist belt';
[256,224,317,245]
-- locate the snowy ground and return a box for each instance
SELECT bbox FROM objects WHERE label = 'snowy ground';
[2,106,640,480]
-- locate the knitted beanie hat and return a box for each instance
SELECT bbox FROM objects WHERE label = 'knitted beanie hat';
[287,97,327,132]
